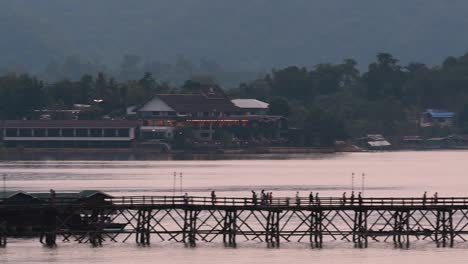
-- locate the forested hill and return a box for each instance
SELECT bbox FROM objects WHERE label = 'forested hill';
[2,0,468,79]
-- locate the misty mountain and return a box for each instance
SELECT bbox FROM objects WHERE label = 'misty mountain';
[2,0,468,80]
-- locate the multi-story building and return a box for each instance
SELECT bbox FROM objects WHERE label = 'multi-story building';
[132,88,287,143]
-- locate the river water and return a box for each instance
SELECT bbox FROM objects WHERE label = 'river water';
[1,151,468,263]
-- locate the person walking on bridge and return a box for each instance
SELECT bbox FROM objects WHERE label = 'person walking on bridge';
[252,190,258,206]
[309,192,314,206]
[422,191,427,206]
[342,192,347,206]
[211,190,217,205]
[261,190,266,205]
[315,192,320,206]
[296,191,301,206]
[358,192,363,206]
[350,191,355,205]
[433,192,438,204]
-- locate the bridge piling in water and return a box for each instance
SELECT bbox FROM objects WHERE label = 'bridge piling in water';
[222,210,237,247]
[0,220,6,247]
[136,209,151,246]
[265,211,280,247]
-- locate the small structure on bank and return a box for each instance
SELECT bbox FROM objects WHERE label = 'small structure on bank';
[420,109,454,128]
[355,134,391,150]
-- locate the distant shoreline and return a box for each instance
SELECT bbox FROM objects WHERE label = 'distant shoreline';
[0,147,336,161]
[1,146,468,161]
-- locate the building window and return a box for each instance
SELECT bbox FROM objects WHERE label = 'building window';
[118,129,130,137]
[90,129,102,137]
[33,128,46,137]
[152,111,160,116]
[48,129,60,137]
[62,129,74,137]
[104,129,117,137]
[18,129,32,137]
[76,129,88,137]
[5,128,17,137]
[168,111,176,116]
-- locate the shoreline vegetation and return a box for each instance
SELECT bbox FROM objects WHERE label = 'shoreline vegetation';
[1,145,467,161]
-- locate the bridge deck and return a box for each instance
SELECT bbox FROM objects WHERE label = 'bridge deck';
[1,195,468,249]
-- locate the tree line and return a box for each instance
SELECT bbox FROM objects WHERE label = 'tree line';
[2,52,468,146]
[230,53,468,145]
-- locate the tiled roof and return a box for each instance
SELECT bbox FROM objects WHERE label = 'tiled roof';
[156,94,238,112]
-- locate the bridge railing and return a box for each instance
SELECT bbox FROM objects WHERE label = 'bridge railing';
[104,196,468,208]
[2,196,468,209]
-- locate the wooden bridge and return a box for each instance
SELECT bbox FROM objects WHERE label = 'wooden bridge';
[2,194,468,248]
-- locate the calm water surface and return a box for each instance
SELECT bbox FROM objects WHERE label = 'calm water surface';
[1,151,468,263]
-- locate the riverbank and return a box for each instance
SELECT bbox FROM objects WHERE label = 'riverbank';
[0,146,336,160]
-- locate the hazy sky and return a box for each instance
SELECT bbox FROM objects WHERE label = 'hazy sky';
[2,0,468,71]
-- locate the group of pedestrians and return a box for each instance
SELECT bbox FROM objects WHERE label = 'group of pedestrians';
[341,191,364,205]
[251,190,273,205]
[422,191,439,205]
[194,190,443,207]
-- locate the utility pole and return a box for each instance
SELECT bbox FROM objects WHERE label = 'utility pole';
[179,172,183,195]
[2,174,6,197]
[362,173,365,195]
[173,172,176,196]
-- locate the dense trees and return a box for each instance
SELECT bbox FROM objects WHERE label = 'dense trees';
[0,72,177,120]
[2,52,468,146]
[230,52,468,144]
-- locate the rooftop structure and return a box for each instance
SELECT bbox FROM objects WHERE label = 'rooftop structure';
[231,99,269,115]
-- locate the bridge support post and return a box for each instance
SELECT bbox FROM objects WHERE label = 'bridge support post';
[223,210,237,247]
[89,210,104,247]
[183,210,198,247]
[310,210,323,248]
[40,209,57,247]
[353,210,368,248]
[393,210,410,248]
[435,210,453,248]
[0,220,6,247]
[136,209,152,246]
[265,210,280,247]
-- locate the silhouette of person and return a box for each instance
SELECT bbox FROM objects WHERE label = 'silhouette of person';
[252,190,258,205]
[211,190,216,205]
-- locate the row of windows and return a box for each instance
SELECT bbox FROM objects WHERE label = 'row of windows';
[4,128,130,137]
